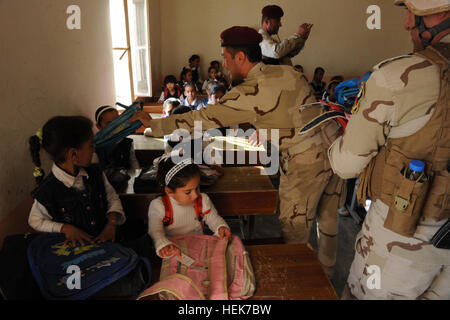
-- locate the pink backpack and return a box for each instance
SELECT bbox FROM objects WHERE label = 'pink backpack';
[137,234,255,300]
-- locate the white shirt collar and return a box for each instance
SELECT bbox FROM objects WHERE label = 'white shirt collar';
[51,163,89,188]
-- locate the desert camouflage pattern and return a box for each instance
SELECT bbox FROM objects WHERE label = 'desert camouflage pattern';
[258,28,306,66]
[330,37,450,299]
[147,62,345,272]
[343,199,450,300]
[394,0,450,16]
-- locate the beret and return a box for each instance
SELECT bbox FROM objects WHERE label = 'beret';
[220,26,263,47]
[262,5,284,19]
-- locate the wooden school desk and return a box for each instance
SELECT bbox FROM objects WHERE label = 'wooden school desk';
[119,166,278,239]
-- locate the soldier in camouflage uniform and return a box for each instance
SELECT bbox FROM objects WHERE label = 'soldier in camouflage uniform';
[258,5,313,66]
[329,0,450,299]
[131,26,345,277]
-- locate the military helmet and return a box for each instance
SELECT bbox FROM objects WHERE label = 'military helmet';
[394,0,450,16]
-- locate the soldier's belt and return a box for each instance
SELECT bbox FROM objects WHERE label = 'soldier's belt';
[299,111,347,136]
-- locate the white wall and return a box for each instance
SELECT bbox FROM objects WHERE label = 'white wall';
[0,0,414,219]
[0,0,115,219]
[154,0,411,87]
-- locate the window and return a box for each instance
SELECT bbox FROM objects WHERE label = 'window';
[109,0,152,104]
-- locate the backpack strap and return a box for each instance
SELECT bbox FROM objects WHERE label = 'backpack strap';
[136,273,206,300]
[194,196,210,230]
[162,195,173,227]
[162,195,210,229]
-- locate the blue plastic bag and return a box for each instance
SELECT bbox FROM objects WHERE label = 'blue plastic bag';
[93,101,144,149]
[334,71,372,112]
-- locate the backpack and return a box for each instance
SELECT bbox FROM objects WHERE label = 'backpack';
[334,71,372,113]
[27,233,151,300]
[93,101,143,149]
[137,234,256,300]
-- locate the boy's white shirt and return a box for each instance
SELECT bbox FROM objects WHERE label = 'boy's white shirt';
[148,192,229,257]
[28,163,126,233]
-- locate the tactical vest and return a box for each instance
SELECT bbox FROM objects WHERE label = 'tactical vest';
[96,137,132,170]
[357,43,450,237]
[31,164,109,237]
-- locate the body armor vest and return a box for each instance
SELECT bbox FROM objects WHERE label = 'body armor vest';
[357,43,450,237]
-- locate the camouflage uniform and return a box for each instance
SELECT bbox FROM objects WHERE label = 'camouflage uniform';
[259,28,306,66]
[329,34,450,299]
[147,62,345,274]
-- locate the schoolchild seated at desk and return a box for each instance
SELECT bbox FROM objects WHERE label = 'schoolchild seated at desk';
[181,82,204,111]
[28,116,126,246]
[162,98,182,118]
[92,105,140,191]
[147,153,231,258]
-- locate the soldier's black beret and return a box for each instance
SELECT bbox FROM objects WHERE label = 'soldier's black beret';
[220,26,263,47]
[262,5,284,19]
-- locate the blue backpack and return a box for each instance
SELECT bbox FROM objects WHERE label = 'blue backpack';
[334,71,372,113]
[27,233,151,300]
[93,101,144,149]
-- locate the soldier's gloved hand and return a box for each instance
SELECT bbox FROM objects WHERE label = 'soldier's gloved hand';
[297,23,313,39]
[129,110,152,128]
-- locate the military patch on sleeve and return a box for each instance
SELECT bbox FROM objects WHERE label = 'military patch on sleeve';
[351,82,365,115]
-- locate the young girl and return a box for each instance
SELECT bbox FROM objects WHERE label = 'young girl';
[185,54,202,88]
[93,105,140,174]
[181,82,203,111]
[28,116,126,247]
[209,84,227,105]
[162,98,182,117]
[179,68,195,92]
[148,155,231,258]
[158,75,182,104]
[201,66,218,94]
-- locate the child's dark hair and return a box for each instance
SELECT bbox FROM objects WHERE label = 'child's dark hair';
[171,105,192,115]
[314,67,325,75]
[95,105,116,124]
[156,156,201,192]
[208,66,217,74]
[189,54,200,63]
[29,116,93,184]
[210,60,220,67]
[209,84,227,97]
[183,81,197,92]
[164,75,177,86]
[180,68,193,81]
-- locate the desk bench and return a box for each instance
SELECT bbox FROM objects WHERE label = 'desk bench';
[140,243,338,300]
[119,166,278,238]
